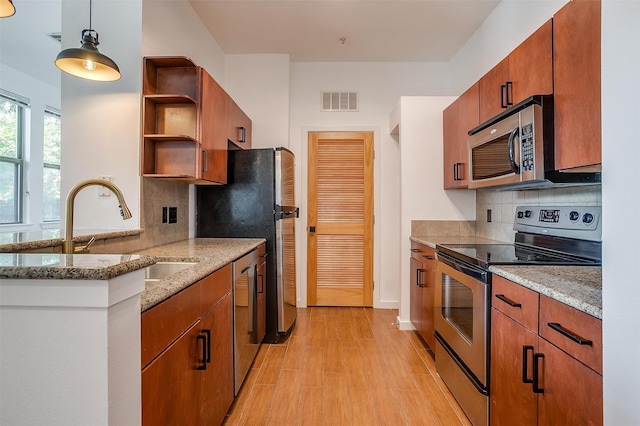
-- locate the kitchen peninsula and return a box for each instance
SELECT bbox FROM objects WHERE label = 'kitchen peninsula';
[0,235,264,426]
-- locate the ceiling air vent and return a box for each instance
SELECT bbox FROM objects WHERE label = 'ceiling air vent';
[322,91,358,112]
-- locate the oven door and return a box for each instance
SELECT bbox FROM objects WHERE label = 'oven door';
[434,253,489,386]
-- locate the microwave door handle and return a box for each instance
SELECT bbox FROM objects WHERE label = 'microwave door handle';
[508,127,521,174]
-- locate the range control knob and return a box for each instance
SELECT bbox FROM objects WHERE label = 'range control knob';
[524,210,532,218]
[569,211,580,221]
[517,211,524,219]
[583,213,594,224]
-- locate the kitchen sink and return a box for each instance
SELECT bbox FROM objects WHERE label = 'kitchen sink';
[144,261,198,283]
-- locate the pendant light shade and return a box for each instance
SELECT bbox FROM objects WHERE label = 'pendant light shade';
[55,0,121,82]
[0,0,16,18]
[55,30,121,81]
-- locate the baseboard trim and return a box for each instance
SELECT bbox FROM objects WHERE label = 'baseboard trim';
[397,316,416,331]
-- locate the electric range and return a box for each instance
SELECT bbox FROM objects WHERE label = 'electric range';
[432,205,601,426]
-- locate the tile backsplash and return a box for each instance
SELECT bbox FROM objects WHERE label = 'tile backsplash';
[475,185,601,242]
[411,220,476,237]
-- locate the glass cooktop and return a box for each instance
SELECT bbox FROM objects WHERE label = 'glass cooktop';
[436,243,600,269]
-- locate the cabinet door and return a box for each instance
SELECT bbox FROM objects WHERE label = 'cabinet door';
[200,293,234,426]
[420,264,435,350]
[443,83,479,189]
[200,69,228,184]
[509,19,553,106]
[479,57,509,123]
[410,257,423,332]
[142,323,202,426]
[490,308,538,426]
[553,0,601,170]
[242,111,253,149]
[538,339,603,426]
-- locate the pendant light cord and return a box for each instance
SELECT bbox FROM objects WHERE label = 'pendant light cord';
[88,0,92,30]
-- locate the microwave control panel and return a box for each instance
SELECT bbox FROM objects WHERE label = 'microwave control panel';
[520,123,534,171]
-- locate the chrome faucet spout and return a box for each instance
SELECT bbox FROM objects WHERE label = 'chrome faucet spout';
[63,178,132,254]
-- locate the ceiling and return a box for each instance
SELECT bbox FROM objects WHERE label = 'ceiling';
[190,0,501,62]
[0,0,500,89]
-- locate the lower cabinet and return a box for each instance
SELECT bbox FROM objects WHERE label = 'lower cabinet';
[490,275,602,426]
[409,241,436,350]
[141,263,234,426]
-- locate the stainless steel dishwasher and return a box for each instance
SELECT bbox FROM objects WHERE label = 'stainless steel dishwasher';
[233,250,261,394]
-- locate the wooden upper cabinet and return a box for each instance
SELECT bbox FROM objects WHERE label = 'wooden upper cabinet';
[227,97,252,149]
[443,83,479,189]
[553,0,602,171]
[141,57,228,184]
[200,69,228,184]
[479,57,510,123]
[478,20,553,123]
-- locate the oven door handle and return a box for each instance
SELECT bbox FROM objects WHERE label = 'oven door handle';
[436,252,488,283]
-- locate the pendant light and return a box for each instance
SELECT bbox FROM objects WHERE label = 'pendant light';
[55,0,120,81]
[0,0,16,18]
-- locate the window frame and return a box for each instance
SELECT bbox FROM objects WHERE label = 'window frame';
[42,107,61,223]
[0,92,27,225]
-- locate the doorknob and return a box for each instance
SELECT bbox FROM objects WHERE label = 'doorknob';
[309,226,316,233]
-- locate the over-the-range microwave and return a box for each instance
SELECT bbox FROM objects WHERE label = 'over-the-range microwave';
[467,95,600,190]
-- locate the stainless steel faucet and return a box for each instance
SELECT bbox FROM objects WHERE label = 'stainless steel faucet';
[63,178,132,254]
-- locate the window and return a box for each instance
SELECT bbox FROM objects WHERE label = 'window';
[43,108,61,222]
[0,92,27,225]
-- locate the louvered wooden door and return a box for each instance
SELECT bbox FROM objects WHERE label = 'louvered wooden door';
[307,132,374,306]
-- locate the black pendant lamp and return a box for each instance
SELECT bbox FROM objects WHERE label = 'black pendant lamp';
[0,0,16,18]
[55,0,120,81]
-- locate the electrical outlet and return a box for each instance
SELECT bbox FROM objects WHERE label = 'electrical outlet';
[169,207,177,224]
[98,176,112,197]
[162,207,168,223]
[487,209,492,223]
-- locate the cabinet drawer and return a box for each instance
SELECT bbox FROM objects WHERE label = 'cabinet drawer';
[257,243,267,264]
[410,241,435,269]
[539,295,602,374]
[200,264,232,314]
[492,275,539,332]
[141,280,201,368]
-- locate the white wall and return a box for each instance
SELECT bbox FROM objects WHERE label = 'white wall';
[225,54,291,149]
[394,96,476,326]
[289,62,451,308]
[62,0,227,233]
[601,0,640,423]
[60,0,144,231]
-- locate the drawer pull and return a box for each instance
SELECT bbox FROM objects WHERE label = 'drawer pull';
[416,269,426,288]
[547,322,593,346]
[196,334,207,370]
[495,294,522,308]
[423,255,434,260]
[522,345,534,384]
[533,353,545,394]
[411,249,421,253]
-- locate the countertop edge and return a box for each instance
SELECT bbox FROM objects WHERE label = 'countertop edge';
[0,229,145,252]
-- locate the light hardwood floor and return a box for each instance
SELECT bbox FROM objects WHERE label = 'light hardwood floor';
[224,307,472,425]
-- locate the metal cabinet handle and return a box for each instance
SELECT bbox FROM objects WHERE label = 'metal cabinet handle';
[500,84,508,108]
[522,345,534,384]
[416,269,426,288]
[495,294,522,308]
[196,334,207,370]
[239,127,246,143]
[547,322,593,346]
[203,150,209,172]
[505,81,513,106]
[203,329,211,364]
[258,274,264,294]
[533,353,544,394]
[453,163,464,181]
[423,255,434,260]
[411,248,421,253]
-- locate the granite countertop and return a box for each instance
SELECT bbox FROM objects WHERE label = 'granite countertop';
[0,229,144,252]
[410,235,506,248]
[490,265,602,319]
[136,238,265,312]
[0,253,156,280]
[410,234,602,319]
[0,237,265,313]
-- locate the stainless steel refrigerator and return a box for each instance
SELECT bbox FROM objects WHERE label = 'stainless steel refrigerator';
[196,147,298,343]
